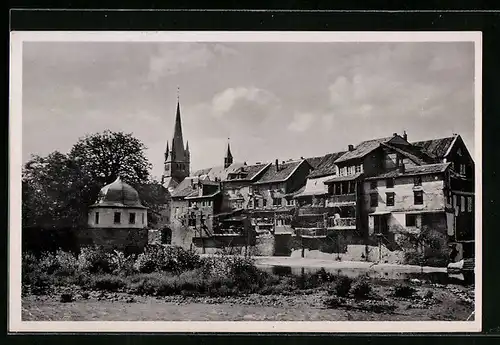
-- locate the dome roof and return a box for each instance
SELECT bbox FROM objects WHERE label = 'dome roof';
[91,177,146,208]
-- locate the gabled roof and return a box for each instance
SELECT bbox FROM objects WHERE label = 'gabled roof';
[295,175,332,197]
[365,163,451,180]
[171,177,220,199]
[253,159,307,185]
[307,151,346,178]
[225,163,271,182]
[305,156,324,169]
[192,162,246,181]
[170,177,198,198]
[381,143,429,165]
[411,135,457,159]
[334,136,394,163]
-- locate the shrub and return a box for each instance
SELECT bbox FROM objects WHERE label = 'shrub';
[91,274,127,292]
[393,283,416,298]
[77,246,118,274]
[324,296,344,309]
[316,268,336,283]
[294,272,322,290]
[38,250,78,276]
[424,290,434,299]
[127,273,179,296]
[351,279,372,299]
[133,245,202,274]
[332,276,352,297]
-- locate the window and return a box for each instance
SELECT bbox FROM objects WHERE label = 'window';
[129,212,136,224]
[355,165,361,173]
[287,198,295,206]
[414,191,423,205]
[188,213,196,226]
[461,196,466,212]
[467,196,473,212]
[348,182,355,194]
[460,164,466,175]
[262,199,267,207]
[414,176,422,186]
[406,214,417,227]
[248,199,254,208]
[95,212,99,225]
[114,212,121,224]
[386,192,395,206]
[142,213,145,224]
[273,198,281,206]
[386,178,394,188]
[370,181,377,189]
[207,200,212,207]
[370,193,378,207]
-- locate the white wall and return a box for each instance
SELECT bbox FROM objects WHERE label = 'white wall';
[88,207,148,229]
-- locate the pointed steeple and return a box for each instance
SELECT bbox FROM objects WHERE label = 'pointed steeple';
[171,97,185,161]
[224,138,234,169]
[162,88,190,183]
[164,141,170,161]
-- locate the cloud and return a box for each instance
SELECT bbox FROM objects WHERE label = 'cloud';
[212,87,279,117]
[287,112,315,132]
[147,43,238,83]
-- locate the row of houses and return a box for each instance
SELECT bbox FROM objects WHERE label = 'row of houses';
[160,101,475,263]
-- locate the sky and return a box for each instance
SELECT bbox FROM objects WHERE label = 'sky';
[22,41,475,179]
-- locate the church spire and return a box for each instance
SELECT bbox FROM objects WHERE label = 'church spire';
[162,88,190,184]
[224,138,233,169]
[164,141,170,161]
[171,93,185,161]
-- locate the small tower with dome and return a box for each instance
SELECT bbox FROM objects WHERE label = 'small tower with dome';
[82,176,149,253]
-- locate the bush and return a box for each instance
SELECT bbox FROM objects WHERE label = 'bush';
[324,296,344,308]
[393,283,416,298]
[133,245,202,274]
[77,246,118,274]
[91,274,127,292]
[424,290,434,299]
[39,250,78,276]
[351,279,372,299]
[332,276,352,297]
[128,273,179,296]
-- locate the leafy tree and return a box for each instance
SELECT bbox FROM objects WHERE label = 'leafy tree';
[135,180,170,228]
[22,131,167,230]
[22,151,81,229]
[69,130,151,186]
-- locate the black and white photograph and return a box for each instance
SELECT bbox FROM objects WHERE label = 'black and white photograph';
[9,31,481,332]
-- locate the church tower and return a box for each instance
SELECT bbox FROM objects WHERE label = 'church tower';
[162,95,190,188]
[224,140,233,169]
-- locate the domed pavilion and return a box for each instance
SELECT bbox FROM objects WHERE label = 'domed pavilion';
[88,176,148,229]
[81,177,149,254]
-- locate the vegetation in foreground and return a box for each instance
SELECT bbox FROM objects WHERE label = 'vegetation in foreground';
[22,245,474,320]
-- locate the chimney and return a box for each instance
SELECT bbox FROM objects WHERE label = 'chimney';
[275,159,279,171]
[403,130,408,141]
[348,144,354,151]
[393,132,398,137]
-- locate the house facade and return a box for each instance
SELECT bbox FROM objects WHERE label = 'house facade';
[159,96,474,265]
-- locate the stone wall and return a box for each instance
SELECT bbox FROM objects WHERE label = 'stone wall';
[77,228,148,254]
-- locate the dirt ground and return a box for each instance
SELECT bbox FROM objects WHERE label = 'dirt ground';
[22,283,474,322]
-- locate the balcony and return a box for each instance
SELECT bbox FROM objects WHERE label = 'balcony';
[297,206,328,216]
[327,217,356,230]
[295,227,327,238]
[326,193,356,206]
